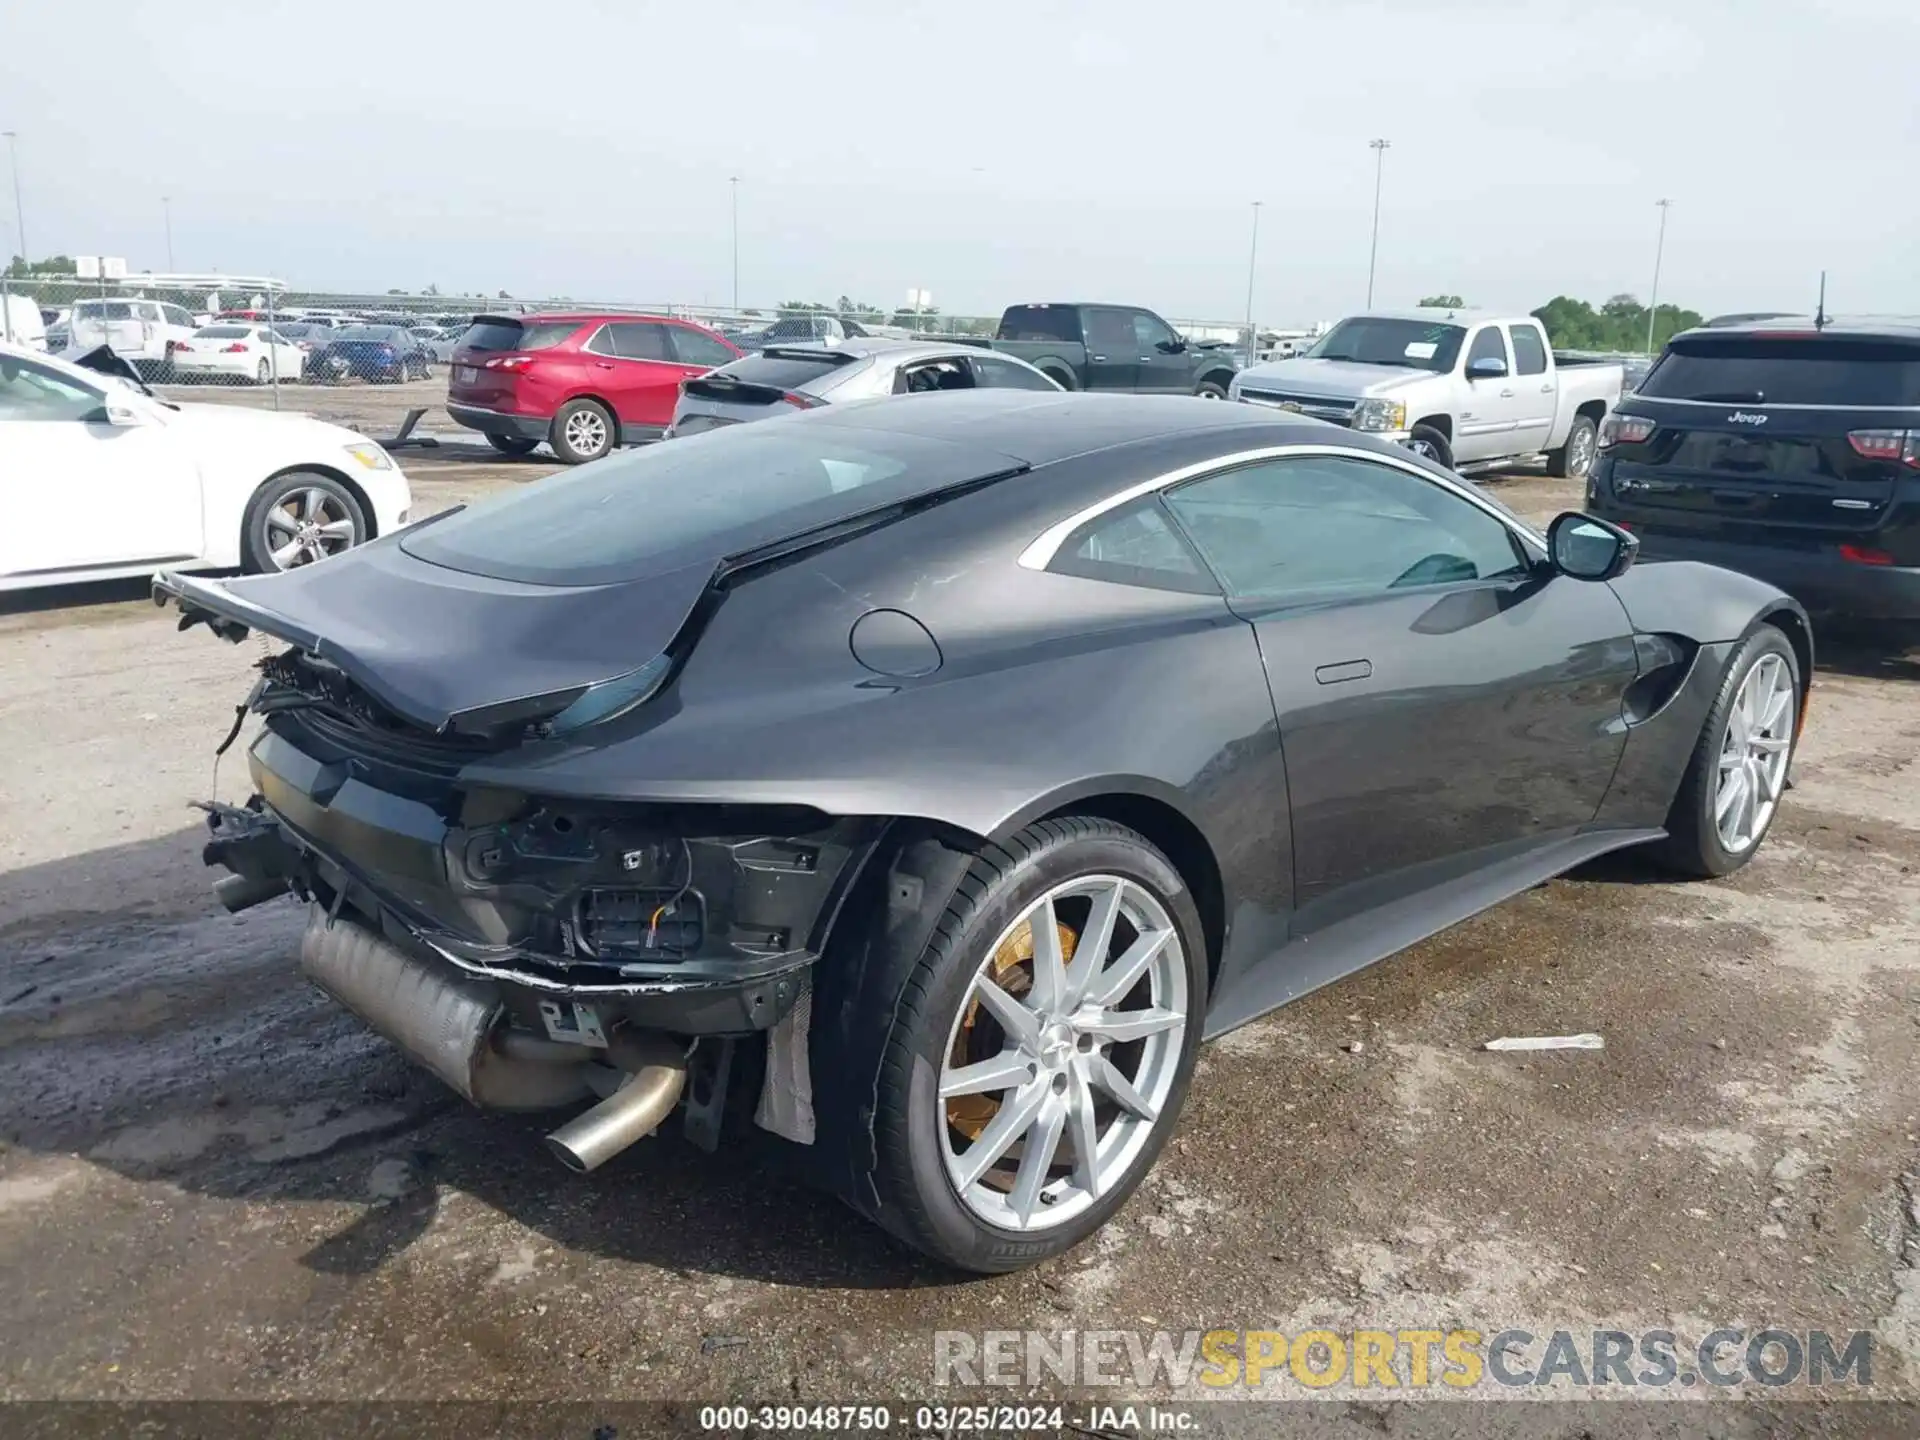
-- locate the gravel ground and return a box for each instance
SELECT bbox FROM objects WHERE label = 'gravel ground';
[3,398,1919,1434]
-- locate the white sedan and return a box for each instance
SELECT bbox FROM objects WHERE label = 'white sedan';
[0,342,413,591]
[171,324,308,385]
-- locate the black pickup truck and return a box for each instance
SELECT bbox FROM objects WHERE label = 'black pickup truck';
[964,303,1241,397]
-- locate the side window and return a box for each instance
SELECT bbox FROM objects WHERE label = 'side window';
[896,357,975,394]
[1509,323,1548,376]
[1050,496,1218,594]
[164,305,193,328]
[669,326,737,368]
[971,354,1060,391]
[0,357,106,422]
[1082,307,1135,357]
[1163,455,1530,602]
[609,322,672,361]
[584,325,617,357]
[1132,311,1178,352]
[1465,326,1508,372]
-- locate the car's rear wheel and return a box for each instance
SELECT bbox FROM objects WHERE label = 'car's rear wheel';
[485,433,539,457]
[1194,380,1228,400]
[862,818,1206,1272]
[1406,425,1453,469]
[1547,414,1598,479]
[242,472,368,574]
[551,399,615,464]
[1653,625,1799,878]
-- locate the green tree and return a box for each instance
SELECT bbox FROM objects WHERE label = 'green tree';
[1418,294,1466,309]
[5,254,78,278]
[1533,293,1702,353]
[778,299,831,316]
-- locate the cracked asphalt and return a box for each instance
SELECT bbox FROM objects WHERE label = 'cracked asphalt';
[3,393,1919,1435]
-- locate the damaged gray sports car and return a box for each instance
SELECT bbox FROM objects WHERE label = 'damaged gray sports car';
[157,391,1811,1272]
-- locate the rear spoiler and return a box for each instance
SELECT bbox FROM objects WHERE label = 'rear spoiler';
[759,345,859,364]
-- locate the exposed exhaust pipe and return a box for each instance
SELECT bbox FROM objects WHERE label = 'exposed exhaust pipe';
[298,906,593,1112]
[545,1033,688,1173]
[215,872,289,914]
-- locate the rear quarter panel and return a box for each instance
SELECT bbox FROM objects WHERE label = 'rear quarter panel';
[461,469,1299,948]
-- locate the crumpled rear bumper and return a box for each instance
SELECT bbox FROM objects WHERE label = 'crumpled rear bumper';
[199,722,881,1036]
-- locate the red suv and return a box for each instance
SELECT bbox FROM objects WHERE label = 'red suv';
[446,312,742,464]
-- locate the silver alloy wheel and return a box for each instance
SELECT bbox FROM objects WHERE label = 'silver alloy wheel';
[265,487,359,569]
[1569,422,1597,477]
[1409,439,1440,459]
[564,408,609,456]
[1714,652,1795,854]
[938,874,1188,1232]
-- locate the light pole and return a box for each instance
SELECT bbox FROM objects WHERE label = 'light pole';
[1366,138,1390,308]
[3,132,24,266]
[728,175,740,312]
[1646,198,1671,354]
[1243,201,1261,362]
[162,195,175,271]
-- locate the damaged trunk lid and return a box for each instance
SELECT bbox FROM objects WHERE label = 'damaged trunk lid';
[156,420,1027,737]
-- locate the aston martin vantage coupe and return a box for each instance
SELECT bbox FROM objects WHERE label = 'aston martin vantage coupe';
[156,391,1811,1272]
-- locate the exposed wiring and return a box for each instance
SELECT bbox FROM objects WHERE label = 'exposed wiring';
[644,839,695,949]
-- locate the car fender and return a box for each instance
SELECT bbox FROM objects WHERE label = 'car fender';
[1605,559,1809,649]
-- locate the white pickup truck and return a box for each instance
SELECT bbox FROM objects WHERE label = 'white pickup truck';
[1228,309,1624,477]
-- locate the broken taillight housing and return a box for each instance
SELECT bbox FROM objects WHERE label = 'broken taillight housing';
[1846,429,1920,468]
[1598,414,1656,449]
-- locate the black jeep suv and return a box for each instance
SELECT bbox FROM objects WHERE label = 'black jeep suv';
[1587,318,1920,626]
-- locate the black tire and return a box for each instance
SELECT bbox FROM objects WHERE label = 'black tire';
[1406,425,1454,469]
[485,432,539,457]
[240,471,368,574]
[1040,366,1076,392]
[1651,624,1800,879]
[1194,380,1229,400]
[859,817,1208,1273]
[550,398,616,464]
[418,358,433,381]
[1547,414,1598,479]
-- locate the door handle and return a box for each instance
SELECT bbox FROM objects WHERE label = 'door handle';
[1314,658,1372,685]
[1541,383,1554,393]
[594,361,615,369]
[1090,355,1109,361]
[1499,388,1515,398]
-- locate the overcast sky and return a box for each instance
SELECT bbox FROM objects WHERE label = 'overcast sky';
[3,0,1915,323]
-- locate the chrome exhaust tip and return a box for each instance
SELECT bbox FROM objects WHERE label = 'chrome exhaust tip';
[544,1035,688,1173]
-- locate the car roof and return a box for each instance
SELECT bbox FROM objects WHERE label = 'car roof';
[1347,307,1503,325]
[766,337,1009,363]
[804,389,1337,467]
[1671,314,1920,343]
[501,311,703,327]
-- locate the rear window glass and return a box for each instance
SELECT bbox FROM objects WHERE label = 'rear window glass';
[458,320,580,353]
[195,325,251,338]
[1639,339,1920,407]
[334,326,404,341]
[997,306,1081,343]
[401,425,1024,587]
[715,351,853,390]
[75,302,134,320]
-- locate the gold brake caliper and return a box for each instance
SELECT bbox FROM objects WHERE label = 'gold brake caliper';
[946,917,1077,1144]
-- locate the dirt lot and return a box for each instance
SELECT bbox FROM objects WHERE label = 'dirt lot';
[3,391,1919,1433]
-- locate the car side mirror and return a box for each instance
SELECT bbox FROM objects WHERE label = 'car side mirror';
[1547,511,1638,581]
[1467,356,1508,380]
